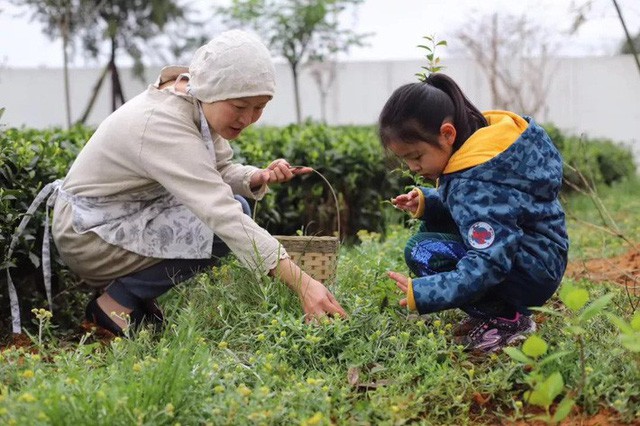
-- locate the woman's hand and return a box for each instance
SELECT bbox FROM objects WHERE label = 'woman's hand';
[250,159,313,189]
[387,270,409,307]
[298,279,347,322]
[391,188,420,215]
[270,257,347,322]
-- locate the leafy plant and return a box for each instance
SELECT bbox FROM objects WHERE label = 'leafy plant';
[234,123,409,240]
[561,134,636,191]
[607,311,640,353]
[416,34,447,81]
[504,282,615,424]
[28,308,54,348]
[0,126,90,333]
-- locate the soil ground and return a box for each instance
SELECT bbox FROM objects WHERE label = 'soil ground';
[565,249,640,289]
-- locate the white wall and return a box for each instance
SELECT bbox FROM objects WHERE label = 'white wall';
[1,56,639,164]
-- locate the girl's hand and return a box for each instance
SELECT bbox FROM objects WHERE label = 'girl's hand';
[250,159,313,189]
[299,279,347,322]
[391,189,419,214]
[387,270,409,307]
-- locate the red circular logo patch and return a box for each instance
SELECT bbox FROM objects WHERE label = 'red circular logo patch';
[468,222,495,249]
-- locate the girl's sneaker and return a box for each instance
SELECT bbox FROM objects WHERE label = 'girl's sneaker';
[463,313,536,353]
[453,315,485,336]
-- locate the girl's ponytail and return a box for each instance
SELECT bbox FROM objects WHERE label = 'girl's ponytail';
[425,74,487,151]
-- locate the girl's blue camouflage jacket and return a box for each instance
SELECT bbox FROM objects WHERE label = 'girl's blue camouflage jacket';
[407,111,569,314]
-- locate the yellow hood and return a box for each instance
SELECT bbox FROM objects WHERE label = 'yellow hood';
[443,110,529,174]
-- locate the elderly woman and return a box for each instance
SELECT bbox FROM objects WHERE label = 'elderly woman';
[45,30,346,335]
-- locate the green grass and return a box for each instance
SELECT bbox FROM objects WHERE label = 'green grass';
[1,180,639,425]
[563,176,640,260]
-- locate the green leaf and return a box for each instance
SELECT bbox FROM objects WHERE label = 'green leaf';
[567,325,586,335]
[631,312,640,331]
[503,347,534,364]
[578,293,614,322]
[563,288,589,311]
[606,313,634,334]
[538,350,573,367]
[545,372,565,402]
[527,388,550,408]
[529,306,564,317]
[620,334,640,352]
[552,396,575,423]
[28,251,41,268]
[529,372,565,408]
[522,335,548,358]
[558,282,577,303]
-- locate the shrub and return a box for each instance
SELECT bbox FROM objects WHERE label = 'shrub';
[0,126,91,334]
[233,123,409,240]
[543,123,636,190]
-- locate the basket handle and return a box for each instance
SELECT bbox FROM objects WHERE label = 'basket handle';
[252,167,340,239]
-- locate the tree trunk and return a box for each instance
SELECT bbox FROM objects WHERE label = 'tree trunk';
[61,6,72,130]
[109,36,126,111]
[75,64,110,125]
[488,14,501,108]
[291,62,302,124]
[612,0,640,77]
[320,90,327,123]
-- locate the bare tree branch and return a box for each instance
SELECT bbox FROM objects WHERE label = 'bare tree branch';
[456,12,558,119]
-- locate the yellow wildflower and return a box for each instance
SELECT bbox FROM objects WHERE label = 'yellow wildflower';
[165,403,175,417]
[18,393,36,403]
[237,384,252,397]
[302,412,323,426]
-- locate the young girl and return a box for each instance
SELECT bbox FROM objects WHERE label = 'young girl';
[379,73,568,353]
[42,30,346,336]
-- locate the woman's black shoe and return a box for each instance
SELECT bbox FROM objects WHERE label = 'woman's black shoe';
[85,297,163,337]
[142,298,164,328]
[84,297,127,337]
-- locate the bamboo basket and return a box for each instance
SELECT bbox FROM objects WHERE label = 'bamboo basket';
[273,235,339,284]
[266,169,340,284]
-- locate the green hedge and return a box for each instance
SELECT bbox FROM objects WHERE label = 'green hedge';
[233,124,408,238]
[543,123,636,189]
[1,125,91,333]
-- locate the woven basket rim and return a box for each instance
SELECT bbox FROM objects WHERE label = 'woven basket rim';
[273,235,339,241]
[274,235,339,254]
